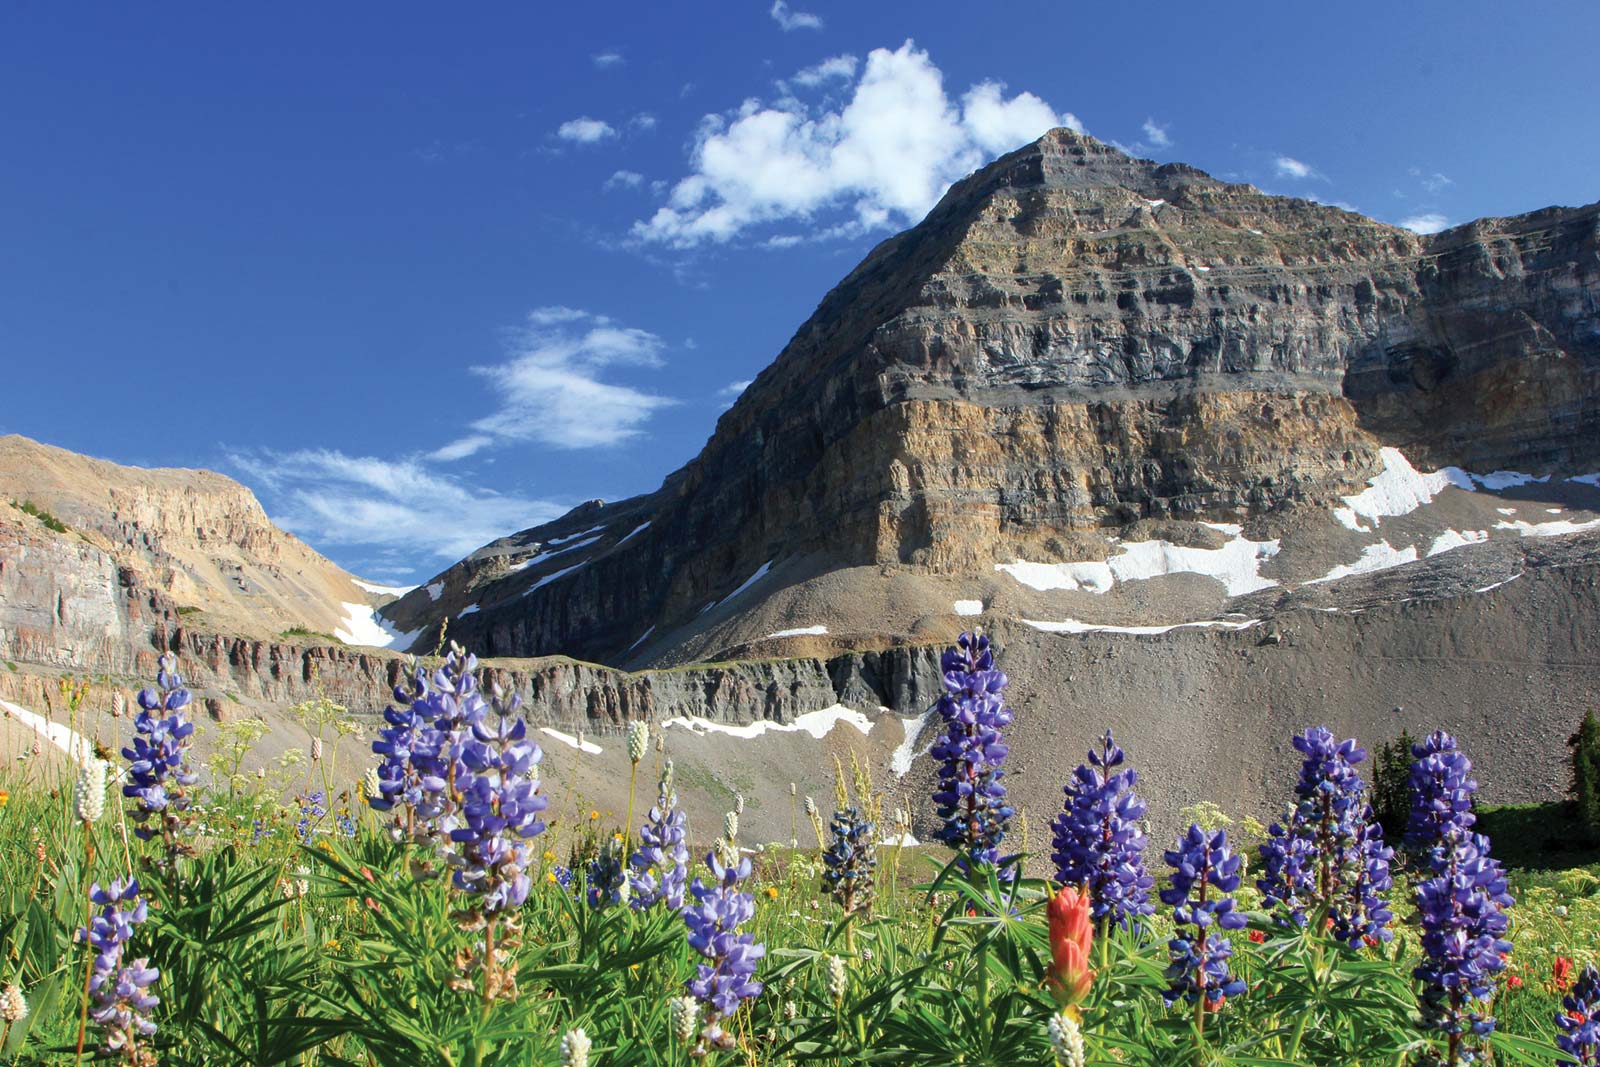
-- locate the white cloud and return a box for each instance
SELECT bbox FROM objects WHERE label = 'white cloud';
[720,379,753,396]
[430,308,675,455]
[1410,167,1453,194]
[605,169,646,190]
[231,449,565,563]
[1400,212,1451,235]
[770,0,823,31]
[1141,117,1171,148]
[634,41,1081,247]
[592,51,624,69]
[792,54,859,87]
[1274,156,1318,180]
[631,112,658,131]
[557,117,617,144]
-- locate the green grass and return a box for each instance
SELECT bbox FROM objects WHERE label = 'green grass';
[278,626,340,643]
[1479,801,1600,869]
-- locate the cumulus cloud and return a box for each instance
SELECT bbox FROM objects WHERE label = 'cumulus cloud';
[633,41,1082,247]
[1400,213,1450,235]
[1141,117,1171,148]
[791,54,858,88]
[230,449,566,564]
[557,117,617,144]
[605,169,646,190]
[1274,156,1318,180]
[770,0,823,31]
[592,51,624,69]
[428,307,676,458]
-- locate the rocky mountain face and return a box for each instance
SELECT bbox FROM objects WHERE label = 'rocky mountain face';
[388,128,1600,668]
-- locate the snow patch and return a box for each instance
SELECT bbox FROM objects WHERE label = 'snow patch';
[1247,228,1264,235]
[510,535,603,570]
[1473,471,1548,490]
[1496,508,1517,516]
[891,713,934,777]
[995,559,1114,594]
[882,832,920,847]
[1304,541,1418,585]
[540,727,603,755]
[521,561,589,596]
[1201,522,1244,536]
[618,521,651,544]
[1144,198,1165,209]
[1020,618,1260,635]
[1475,573,1523,594]
[457,604,480,618]
[767,625,828,638]
[1572,474,1600,489]
[548,524,607,546]
[1194,265,1212,272]
[353,578,415,597]
[665,705,872,742]
[953,599,984,616]
[1426,530,1488,557]
[702,561,774,615]
[626,626,655,653]
[426,581,445,601]
[1494,516,1600,538]
[335,603,423,649]
[1,698,95,763]
[999,532,1281,598]
[1332,449,1473,531]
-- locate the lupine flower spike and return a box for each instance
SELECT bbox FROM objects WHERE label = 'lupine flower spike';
[82,879,160,1062]
[1051,731,1154,931]
[822,802,877,916]
[930,631,1015,880]
[1257,727,1394,947]
[123,652,198,863]
[682,834,765,1055]
[1161,825,1247,1026]
[629,760,689,910]
[1048,1010,1087,1067]
[1557,963,1600,1067]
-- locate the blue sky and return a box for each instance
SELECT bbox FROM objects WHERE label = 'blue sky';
[3,1,1596,582]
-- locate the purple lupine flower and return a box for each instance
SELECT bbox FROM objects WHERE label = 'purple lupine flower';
[444,674,546,916]
[368,673,434,819]
[82,879,159,1057]
[821,803,877,915]
[629,762,689,910]
[407,652,485,826]
[1257,727,1394,947]
[682,848,765,1054]
[1160,824,1248,1010]
[929,632,1015,876]
[122,652,198,846]
[1557,964,1600,1067]
[1414,830,1513,1062]
[1051,730,1154,929]
[587,837,630,910]
[1406,731,1478,851]
[294,791,327,844]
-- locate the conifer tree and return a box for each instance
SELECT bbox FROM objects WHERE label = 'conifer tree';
[1570,711,1600,842]
[1373,730,1416,840]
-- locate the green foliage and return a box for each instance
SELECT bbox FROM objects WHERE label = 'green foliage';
[1572,710,1600,843]
[9,499,69,534]
[278,627,339,643]
[1374,730,1417,839]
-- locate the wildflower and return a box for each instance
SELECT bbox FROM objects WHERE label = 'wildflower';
[929,631,1015,878]
[1,982,26,1023]
[764,886,778,900]
[1556,957,1578,993]
[1048,1010,1087,1067]
[359,766,380,802]
[587,834,630,910]
[82,879,159,1058]
[824,954,848,1003]
[723,810,739,843]
[0,787,8,808]
[626,720,649,764]
[1051,731,1154,930]
[1557,963,1600,1067]
[1414,830,1513,1060]
[1247,929,1266,944]
[804,796,817,819]
[1406,731,1478,851]
[74,758,109,824]
[111,691,126,719]
[629,762,690,910]
[1257,727,1393,947]
[821,803,877,915]
[683,849,765,1053]
[1161,825,1247,1011]
[310,737,323,763]
[294,791,327,844]
[122,653,198,849]
[1506,975,1523,990]
[670,995,699,1044]
[1045,885,1095,1008]
[590,809,599,821]
[559,1027,591,1067]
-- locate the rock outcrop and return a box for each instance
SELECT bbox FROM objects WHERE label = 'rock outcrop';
[387,129,1599,667]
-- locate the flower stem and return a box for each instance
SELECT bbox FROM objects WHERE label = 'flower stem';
[73,821,96,1065]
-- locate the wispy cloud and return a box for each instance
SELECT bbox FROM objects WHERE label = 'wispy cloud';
[431,307,677,459]
[1274,155,1319,180]
[1410,167,1453,194]
[1141,117,1171,148]
[592,51,624,69]
[770,0,823,31]
[1399,212,1450,235]
[230,449,566,566]
[556,117,617,144]
[605,169,646,191]
[634,41,1082,248]
[719,380,753,397]
[791,54,858,88]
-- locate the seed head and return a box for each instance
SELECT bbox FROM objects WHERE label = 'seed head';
[111,692,126,719]
[627,720,649,764]
[74,758,109,824]
[723,810,739,843]
[734,793,745,816]
[1048,1010,1086,1067]
[361,767,381,800]
[310,738,323,763]
[670,994,699,1043]
[1,983,26,1023]
[790,782,797,797]
[558,1027,591,1067]
[804,796,817,818]
[824,954,848,1002]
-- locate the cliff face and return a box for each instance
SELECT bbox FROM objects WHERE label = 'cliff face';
[390,129,1600,665]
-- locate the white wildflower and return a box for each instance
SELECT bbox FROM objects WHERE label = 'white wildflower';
[73,758,108,824]
[824,954,848,1002]
[1049,1010,1086,1067]
[1,982,26,1023]
[627,720,649,764]
[558,1027,591,1067]
[670,995,699,1043]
